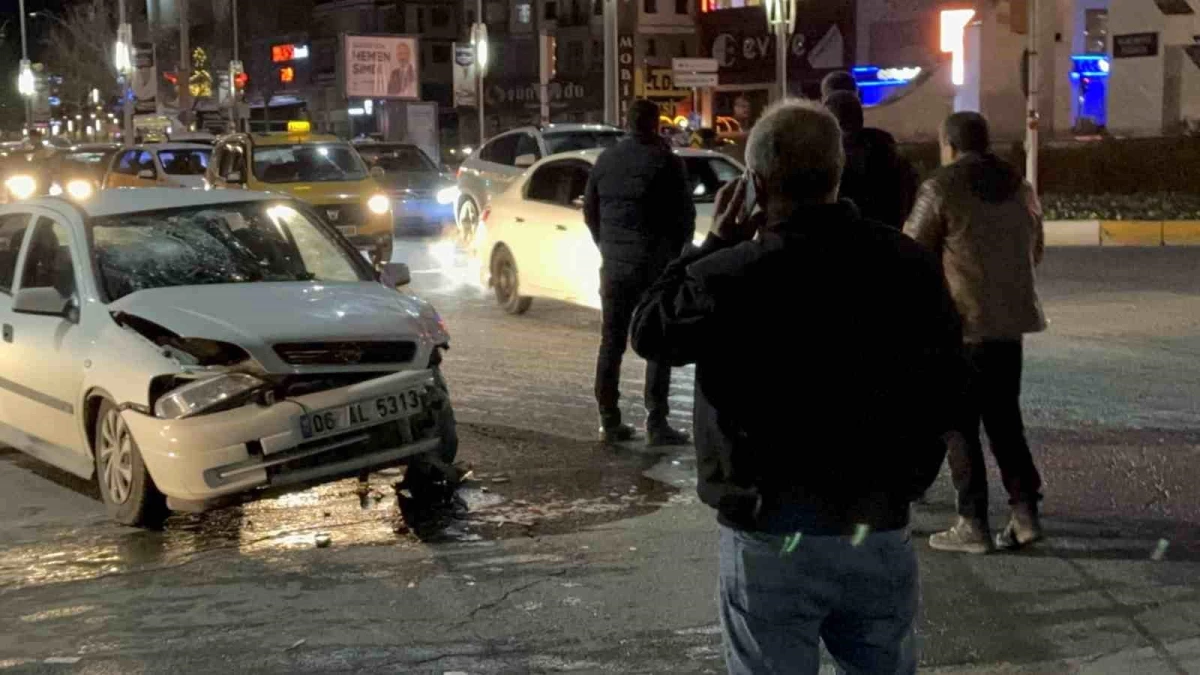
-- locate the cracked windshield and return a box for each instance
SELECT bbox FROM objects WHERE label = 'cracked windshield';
[5,2,1200,674]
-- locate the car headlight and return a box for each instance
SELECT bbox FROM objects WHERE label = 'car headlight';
[66,179,94,200]
[48,182,63,196]
[367,193,391,215]
[5,175,36,200]
[435,186,459,205]
[153,373,265,419]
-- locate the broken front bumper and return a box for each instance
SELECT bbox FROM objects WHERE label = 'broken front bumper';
[122,369,451,509]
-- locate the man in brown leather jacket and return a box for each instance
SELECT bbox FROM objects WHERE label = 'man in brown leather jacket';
[905,111,1047,554]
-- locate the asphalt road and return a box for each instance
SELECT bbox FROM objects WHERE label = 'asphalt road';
[2,238,1200,673]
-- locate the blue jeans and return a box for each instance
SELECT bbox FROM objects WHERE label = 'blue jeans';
[719,524,918,675]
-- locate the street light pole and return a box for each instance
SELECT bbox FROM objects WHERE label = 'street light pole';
[603,0,616,125]
[1025,0,1039,193]
[118,0,134,146]
[18,0,31,132]
[472,9,487,146]
[765,0,794,102]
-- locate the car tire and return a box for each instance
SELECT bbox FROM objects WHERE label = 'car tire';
[491,247,532,315]
[93,398,169,529]
[456,198,479,246]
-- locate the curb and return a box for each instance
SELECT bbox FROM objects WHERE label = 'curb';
[1045,220,1200,246]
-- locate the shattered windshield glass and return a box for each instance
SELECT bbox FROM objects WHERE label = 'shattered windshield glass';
[91,202,367,301]
[252,144,368,183]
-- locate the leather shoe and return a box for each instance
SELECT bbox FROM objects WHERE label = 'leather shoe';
[599,423,638,443]
[646,424,690,447]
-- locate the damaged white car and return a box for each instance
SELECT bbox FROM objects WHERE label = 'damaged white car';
[0,189,456,527]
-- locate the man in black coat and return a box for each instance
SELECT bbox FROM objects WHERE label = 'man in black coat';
[584,99,695,445]
[631,100,963,674]
[823,89,920,229]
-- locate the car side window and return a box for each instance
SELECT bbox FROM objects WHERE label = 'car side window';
[137,151,157,177]
[0,213,31,294]
[114,150,140,176]
[526,162,590,206]
[514,133,541,161]
[482,134,519,166]
[218,143,246,181]
[526,164,565,202]
[18,218,75,298]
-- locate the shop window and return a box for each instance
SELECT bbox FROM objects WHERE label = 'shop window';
[644,0,657,13]
[675,0,687,13]
[545,1,558,20]
[1084,9,1108,54]
[517,2,532,23]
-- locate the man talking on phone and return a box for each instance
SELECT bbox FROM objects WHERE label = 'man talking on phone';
[631,100,963,673]
[584,99,694,445]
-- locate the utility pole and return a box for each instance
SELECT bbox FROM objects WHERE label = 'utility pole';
[472,3,487,145]
[603,0,616,125]
[229,0,240,132]
[1025,0,1039,193]
[179,0,192,130]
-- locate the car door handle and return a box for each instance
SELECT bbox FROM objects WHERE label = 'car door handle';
[2,324,12,343]
[555,224,567,231]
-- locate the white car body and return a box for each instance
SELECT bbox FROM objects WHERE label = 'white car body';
[0,189,454,524]
[474,148,744,311]
[454,124,624,238]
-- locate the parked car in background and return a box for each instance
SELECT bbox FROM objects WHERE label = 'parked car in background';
[206,128,394,267]
[355,141,457,235]
[454,124,624,243]
[474,147,743,313]
[104,143,213,189]
[0,188,455,527]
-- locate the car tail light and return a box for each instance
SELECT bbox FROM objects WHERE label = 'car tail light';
[480,206,490,224]
[456,166,463,180]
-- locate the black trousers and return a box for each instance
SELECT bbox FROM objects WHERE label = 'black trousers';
[595,265,671,428]
[950,339,1043,519]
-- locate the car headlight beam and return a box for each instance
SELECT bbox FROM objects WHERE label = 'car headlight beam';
[435,186,459,205]
[5,175,37,201]
[367,194,391,215]
[153,373,266,419]
[66,179,94,200]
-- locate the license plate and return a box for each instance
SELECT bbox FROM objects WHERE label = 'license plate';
[298,389,423,440]
[336,225,359,236]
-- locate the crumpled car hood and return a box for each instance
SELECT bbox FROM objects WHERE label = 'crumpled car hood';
[108,282,449,367]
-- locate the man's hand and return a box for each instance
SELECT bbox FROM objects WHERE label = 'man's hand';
[712,178,757,243]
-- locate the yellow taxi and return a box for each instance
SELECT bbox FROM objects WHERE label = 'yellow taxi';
[206,122,394,266]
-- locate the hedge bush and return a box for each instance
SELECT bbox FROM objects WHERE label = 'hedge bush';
[1040,193,1200,221]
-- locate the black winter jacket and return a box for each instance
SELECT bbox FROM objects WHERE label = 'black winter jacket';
[631,202,964,535]
[584,135,696,272]
[839,127,921,229]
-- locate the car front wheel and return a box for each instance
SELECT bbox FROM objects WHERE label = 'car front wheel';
[94,398,168,528]
[491,247,532,315]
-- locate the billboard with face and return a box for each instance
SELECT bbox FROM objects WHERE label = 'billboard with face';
[344,35,421,100]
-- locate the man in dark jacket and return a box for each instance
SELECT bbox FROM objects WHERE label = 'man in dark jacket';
[631,100,962,674]
[906,112,1047,554]
[584,99,695,445]
[824,90,920,229]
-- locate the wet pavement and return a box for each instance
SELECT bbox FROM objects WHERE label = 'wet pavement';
[2,237,1200,672]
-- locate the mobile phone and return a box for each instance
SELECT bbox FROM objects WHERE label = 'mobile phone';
[740,173,757,222]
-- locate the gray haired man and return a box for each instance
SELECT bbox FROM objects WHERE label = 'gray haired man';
[631,100,964,673]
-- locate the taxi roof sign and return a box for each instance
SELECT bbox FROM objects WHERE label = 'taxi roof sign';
[287,120,311,134]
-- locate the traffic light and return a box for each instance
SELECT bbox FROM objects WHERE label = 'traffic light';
[235,72,248,89]
[279,66,295,84]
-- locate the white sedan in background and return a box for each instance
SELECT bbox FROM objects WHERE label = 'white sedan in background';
[0,189,455,527]
[474,148,743,314]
